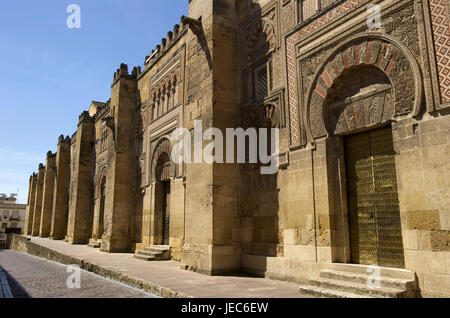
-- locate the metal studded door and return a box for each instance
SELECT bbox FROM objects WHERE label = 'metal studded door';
[345,127,405,268]
[162,181,171,246]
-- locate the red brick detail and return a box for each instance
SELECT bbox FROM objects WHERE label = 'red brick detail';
[342,51,350,69]
[376,42,388,67]
[321,70,333,88]
[385,60,396,75]
[315,84,327,98]
[354,44,361,66]
[365,41,374,64]
[332,60,341,78]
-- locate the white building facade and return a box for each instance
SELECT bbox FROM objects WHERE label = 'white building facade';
[0,194,26,234]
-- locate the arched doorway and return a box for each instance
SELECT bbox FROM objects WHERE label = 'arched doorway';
[324,66,404,268]
[155,152,171,246]
[150,137,175,246]
[302,34,424,268]
[99,176,106,239]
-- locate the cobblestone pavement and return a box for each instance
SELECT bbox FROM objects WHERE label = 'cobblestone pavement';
[0,250,157,298]
[19,237,309,298]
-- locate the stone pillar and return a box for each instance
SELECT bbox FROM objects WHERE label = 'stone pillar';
[101,64,137,252]
[31,164,45,236]
[50,136,71,240]
[181,0,241,275]
[24,173,37,235]
[141,185,153,245]
[39,151,57,237]
[67,112,95,244]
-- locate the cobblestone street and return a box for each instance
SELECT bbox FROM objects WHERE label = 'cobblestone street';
[0,250,157,298]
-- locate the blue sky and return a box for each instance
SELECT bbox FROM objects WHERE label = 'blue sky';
[0,1,188,203]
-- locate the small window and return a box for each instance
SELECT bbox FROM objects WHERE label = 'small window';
[255,65,268,100]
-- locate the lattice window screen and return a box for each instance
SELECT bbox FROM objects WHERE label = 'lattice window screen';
[256,67,268,100]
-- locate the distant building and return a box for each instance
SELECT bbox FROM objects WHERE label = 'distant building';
[0,193,26,234]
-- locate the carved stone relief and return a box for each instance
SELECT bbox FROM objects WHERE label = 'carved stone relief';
[303,33,423,140]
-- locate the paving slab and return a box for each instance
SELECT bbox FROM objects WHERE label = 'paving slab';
[0,250,156,298]
[16,236,308,298]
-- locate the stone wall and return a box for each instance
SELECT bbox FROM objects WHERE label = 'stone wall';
[22,0,450,297]
[67,113,95,244]
[394,115,450,297]
[39,152,56,237]
[50,136,71,240]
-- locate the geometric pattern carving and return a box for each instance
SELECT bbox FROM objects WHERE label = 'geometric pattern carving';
[429,0,450,103]
[305,34,422,139]
[286,0,365,146]
[325,69,394,136]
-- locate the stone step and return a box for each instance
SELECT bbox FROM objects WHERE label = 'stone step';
[136,251,168,261]
[134,254,156,261]
[320,269,414,290]
[144,245,170,252]
[143,246,170,259]
[299,285,374,298]
[327,263,415,281]
[305,277,407,298]
[134,245,171,261]
[87,243,101,248]
[138,250,163,257]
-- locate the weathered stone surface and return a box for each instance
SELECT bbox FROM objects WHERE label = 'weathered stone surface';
[31,165,45,236]
[39,152,56,238]
[24,174,37,235]
[50,137,71,240]
[23,0,450,297]
[406,210,441,231]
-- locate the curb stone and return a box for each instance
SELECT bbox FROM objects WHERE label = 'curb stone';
[9,235,192,298]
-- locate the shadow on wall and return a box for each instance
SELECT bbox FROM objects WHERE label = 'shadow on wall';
[238,1,280,261]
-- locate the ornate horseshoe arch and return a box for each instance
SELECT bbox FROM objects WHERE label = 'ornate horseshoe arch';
[303,32,423,142]
[150,138,173,183]
[247,18,277,63]
[95,166,107,198]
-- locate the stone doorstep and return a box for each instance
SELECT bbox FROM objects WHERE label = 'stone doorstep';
[298,264,418,298]
[327,263,416,280]
[319,270,412,290]
[301,277,407,298]
[298,285,375,298]
[134,245,171,261]
[144,245,170,252]
[134,254,156,261]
